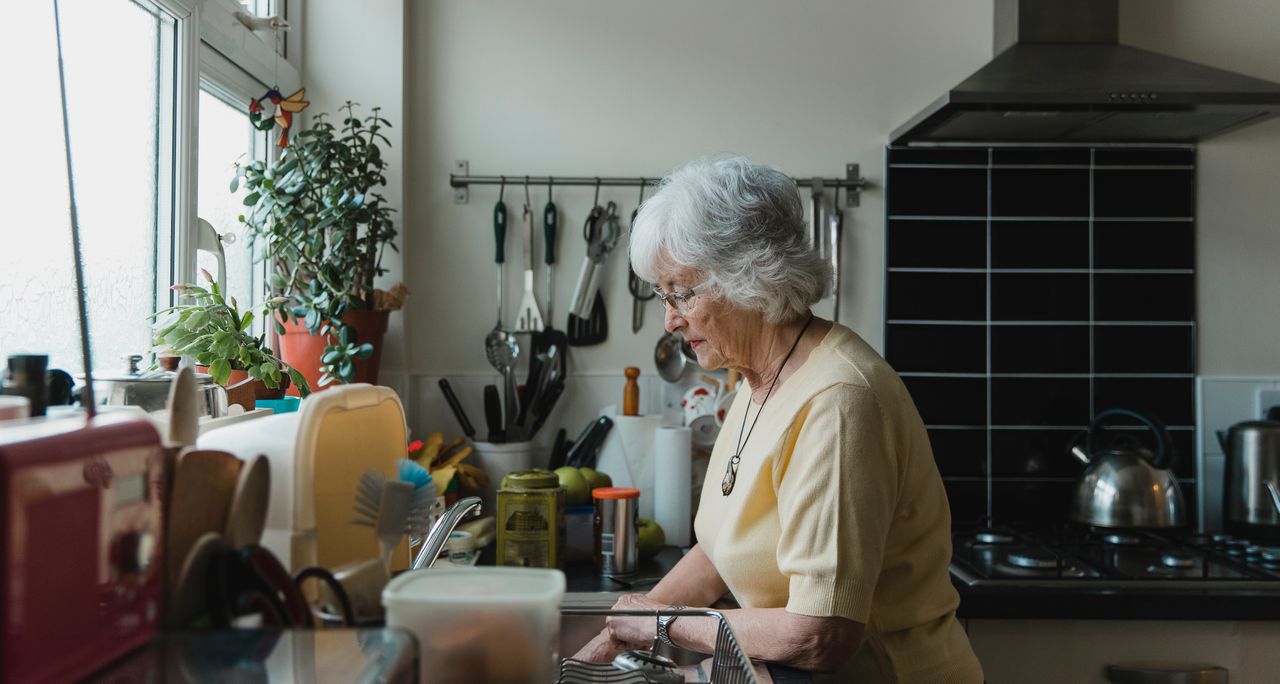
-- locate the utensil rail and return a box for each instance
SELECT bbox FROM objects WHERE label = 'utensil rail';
[450,169,869,207]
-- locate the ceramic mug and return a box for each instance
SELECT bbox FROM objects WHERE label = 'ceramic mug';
[682,384,721,448]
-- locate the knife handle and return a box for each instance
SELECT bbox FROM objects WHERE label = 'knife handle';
[438,378,475,438]
[483,384,504,443]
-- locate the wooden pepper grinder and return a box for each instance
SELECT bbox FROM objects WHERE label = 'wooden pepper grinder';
[623,366,640,416]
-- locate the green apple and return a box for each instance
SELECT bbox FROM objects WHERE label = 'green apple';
[636,517,665,558]
[554,466,591,506]
[578,467,613,491]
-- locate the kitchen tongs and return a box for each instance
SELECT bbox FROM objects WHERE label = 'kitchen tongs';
[568,200,618,345]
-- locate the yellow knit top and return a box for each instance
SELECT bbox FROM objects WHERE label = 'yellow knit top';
[693,324,983,682]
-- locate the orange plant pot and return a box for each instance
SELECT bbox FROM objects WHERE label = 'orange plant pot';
[277,309,390,396]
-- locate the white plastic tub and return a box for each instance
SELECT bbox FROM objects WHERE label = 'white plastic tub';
[382,566,566,684]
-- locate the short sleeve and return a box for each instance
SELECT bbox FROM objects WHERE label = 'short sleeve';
[773,384,899,624]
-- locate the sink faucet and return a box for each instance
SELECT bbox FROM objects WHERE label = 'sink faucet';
[411,496,482,570]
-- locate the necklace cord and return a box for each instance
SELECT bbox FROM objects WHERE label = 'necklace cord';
[723,314,815,495]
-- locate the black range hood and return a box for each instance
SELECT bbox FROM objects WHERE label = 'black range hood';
[891,0,1280,145]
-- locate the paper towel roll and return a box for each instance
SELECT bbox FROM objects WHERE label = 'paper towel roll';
[594,415,661,519]
[653,426,692,547]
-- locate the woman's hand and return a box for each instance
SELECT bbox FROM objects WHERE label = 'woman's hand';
[569,593,671,663]
[602,593,668,646]
[570,630,634,663]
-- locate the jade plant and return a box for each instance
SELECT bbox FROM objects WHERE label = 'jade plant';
[234,101,400,385]
[150,270,310,395]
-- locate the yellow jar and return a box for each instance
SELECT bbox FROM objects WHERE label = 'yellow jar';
[496,470,565,569]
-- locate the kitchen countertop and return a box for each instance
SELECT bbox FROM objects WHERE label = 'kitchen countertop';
[953,573,1280,620]
[86,628,416,682]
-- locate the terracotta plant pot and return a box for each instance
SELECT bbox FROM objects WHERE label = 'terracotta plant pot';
[277,308,390,396]
[195,366,289,411]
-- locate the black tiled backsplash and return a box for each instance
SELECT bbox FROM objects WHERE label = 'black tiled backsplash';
[886,146,1197,525]
[992,221,1089,268]
[990,325,1090,373]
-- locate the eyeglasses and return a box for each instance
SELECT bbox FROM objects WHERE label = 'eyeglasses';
[652,281,710,314]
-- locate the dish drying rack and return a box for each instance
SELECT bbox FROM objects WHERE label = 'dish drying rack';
[558,608,760,684]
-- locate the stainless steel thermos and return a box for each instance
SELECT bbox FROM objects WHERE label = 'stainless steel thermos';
[593,487,639,577]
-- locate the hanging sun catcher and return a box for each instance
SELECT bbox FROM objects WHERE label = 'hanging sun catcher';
[249,87,310,148]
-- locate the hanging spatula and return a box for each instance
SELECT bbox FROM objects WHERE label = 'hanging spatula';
[516,187,544,332]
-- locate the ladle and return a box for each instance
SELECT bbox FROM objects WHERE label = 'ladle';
[654,332,695,383]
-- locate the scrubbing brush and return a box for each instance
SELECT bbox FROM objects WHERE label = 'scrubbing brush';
[353,469,413,572]
[398,458,436,544]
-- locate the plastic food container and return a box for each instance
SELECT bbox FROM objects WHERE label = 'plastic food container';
[564,505,595,562]
[382,567,565,684]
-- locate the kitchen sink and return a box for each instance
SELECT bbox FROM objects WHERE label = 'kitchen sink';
[559,592,708,667]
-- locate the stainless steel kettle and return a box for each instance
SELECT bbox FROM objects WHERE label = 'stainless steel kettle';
[1070,408,1186,528]
[1216,420,1280,539]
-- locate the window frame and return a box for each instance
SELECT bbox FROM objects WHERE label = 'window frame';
[175,0,300,301]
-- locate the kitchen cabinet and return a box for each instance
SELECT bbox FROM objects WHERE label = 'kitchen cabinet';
[966,618,1280,684]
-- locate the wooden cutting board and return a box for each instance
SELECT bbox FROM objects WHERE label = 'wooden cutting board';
[166,449,242,588]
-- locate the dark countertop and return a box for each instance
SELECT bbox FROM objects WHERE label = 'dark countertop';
[564,546,686,592]
[87,629,416,682]
[953,574,1280,621]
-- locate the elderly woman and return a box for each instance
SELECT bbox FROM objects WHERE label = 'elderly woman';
[573,156,983,681]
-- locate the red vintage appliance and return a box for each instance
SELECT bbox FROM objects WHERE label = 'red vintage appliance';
[0,412,165,682]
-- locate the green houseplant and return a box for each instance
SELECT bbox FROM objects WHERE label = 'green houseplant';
[150,270,311,396]
[234,101,403,388]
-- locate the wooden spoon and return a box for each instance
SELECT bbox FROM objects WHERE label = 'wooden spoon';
[224,455,270,549]
[166,449,242,587]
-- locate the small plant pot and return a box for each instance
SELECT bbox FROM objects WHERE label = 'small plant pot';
[195,366,290,411]
[278,309,390,396]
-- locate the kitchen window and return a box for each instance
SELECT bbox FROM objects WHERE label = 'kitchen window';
[0,0,179,376]
[197,86,267,316]
[0,0,298,374]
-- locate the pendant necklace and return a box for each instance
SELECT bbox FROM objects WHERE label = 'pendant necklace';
[721,314,815,496]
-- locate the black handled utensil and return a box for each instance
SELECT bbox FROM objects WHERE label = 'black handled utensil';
[548,428,568,469]
[544,183,557,323]
[437,378,475,438]
[565,416,613,468]
[483,384,504,443]
[529,377,565,436]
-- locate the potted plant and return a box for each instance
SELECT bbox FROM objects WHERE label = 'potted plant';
[234,101,405,391]
[150,269,310,398]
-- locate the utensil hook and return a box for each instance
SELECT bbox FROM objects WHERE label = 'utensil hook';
[637,178,646,206]
[498,176,506,203]
[592,177,601,207]
[547,176,553,202]
[523,175,531,209]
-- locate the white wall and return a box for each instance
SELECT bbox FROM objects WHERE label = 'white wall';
[1122,0,1280,375]
[401,0,993,439]
[300,0,1280,440]
[300,0,409,395]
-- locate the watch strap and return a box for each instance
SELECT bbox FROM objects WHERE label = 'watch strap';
[657,605,687,647]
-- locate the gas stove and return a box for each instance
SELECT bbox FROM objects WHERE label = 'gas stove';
[951,526,1280,590]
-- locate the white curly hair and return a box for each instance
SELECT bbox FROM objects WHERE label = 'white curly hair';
[629,155,831,324]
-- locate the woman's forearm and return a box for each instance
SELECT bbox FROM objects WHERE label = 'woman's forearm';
[644,544,729,608]
[668,607,863,672]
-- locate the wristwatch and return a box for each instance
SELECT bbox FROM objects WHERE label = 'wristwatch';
[657,605,687,647]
